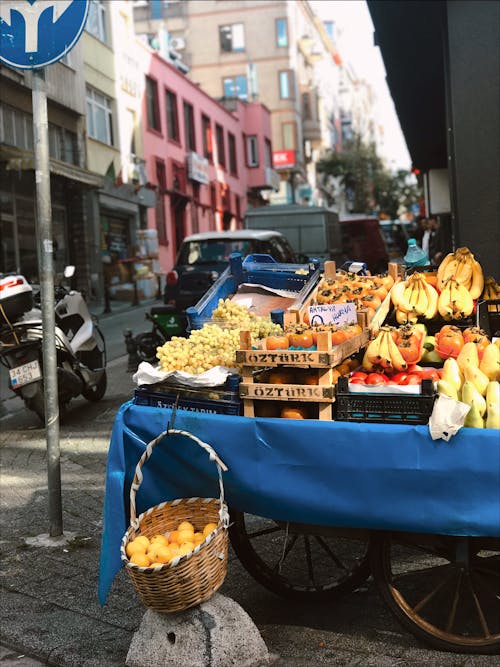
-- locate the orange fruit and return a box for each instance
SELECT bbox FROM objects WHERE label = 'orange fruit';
[177,521,195,533]
[193,532,204,544]
[150,534,169,547]
[130,552,151,567]
[203,523,217,537]
[178,529,195,543]
[126,537,148,558]
[168,530,180,544]
[178,542,194,556]
[155,546,173,564]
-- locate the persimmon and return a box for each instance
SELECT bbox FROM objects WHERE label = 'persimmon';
[288,331,314,348]
[268,369,295,384]
[280,406,307,419]
[359,294,382,310]
[331,329,348,346]
[265,334,289,350]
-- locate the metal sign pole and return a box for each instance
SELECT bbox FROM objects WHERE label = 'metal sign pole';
[32,68,63,538]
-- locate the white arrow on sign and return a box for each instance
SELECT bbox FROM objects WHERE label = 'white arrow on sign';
[0,0,75,53]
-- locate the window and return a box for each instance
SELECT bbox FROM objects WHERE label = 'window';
[165,88,179,141]
[246,135,258,167]
[279,70,294,99]
[49,124,78,164]
[145,77,160,132]
[86,0,107,42]
[202,115,213,161]
[282,122,297,150]
[183,101,195,151]
[215,124,225,168]
[228,132,237,176]
[302,92,311,120]
[324,20,335,41]
[0,103,33,151]
[264,139,272,168]
[219,23,245,52]
[86,86,113,145]
[276,18,288,47]
[155,159,167,245]
[223,75,248,100]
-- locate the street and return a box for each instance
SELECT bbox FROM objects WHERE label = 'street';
[0,307,496,666]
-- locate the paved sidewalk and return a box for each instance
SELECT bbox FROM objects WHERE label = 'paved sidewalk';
[1,357,496,666]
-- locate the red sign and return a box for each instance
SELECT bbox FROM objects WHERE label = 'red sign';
[272,150,295,169]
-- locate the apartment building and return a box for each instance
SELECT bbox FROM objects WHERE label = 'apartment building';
[133,0,342,206]
[83,0,155,301]
[139,44,276,272]
[0,46,103,292]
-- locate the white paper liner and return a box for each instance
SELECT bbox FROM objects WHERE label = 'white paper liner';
[133,362,236,387]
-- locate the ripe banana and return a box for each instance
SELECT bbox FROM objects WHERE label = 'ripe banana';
[386,330,408,371]
[436,253,456,290]
[365,335,382,367]
[421,279,438,319]
[390,281,408,310]
[377,330,392,369]
[413,276,429,316]
[453,282,474,318]
[469,259,484,300]
[438,279,454,320]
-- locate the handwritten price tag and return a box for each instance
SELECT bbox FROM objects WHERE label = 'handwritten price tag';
[308,302,357,326]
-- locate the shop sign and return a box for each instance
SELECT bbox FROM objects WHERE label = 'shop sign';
[272,150,296,169]
[186,152,209,185]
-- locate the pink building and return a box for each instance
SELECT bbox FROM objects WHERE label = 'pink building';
[141,52,278,272]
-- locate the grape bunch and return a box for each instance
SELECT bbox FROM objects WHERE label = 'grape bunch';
[156,299,283,374]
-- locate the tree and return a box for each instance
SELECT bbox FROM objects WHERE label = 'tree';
[317,134,421,218]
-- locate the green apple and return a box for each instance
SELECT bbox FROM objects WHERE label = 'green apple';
[421,335,444,364]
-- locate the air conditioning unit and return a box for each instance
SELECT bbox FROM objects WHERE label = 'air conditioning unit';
[170,36,186,51]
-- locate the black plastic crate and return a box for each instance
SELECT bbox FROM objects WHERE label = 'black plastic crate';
[477,299,500,338]
[134,375,242,415]
[335,376,436,425]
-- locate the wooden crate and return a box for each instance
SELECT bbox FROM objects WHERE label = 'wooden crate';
[237,329,369,420]
[287,261,401,326]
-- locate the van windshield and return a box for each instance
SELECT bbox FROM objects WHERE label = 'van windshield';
[178,239,255,265]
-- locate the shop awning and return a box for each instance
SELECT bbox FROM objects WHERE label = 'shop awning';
[1,144,104,188]
[367,0,448,171]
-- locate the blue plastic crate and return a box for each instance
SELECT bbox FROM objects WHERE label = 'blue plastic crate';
[134,374,242,415]
[186,253,320,331]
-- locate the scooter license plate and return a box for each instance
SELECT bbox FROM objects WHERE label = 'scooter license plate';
[9,360,42,388]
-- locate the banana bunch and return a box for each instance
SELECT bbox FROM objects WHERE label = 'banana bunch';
[437,277,474,320]
[482,277,500,312]
[436,247,484,298]
[390,273,438,324]
[363,326,408,372]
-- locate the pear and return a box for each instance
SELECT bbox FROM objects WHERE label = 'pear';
[485,381,500,429]
[463,361,490,396]
[479,343,500,381]
[463,400,484,428]
[437,379,459,401]
[456,341,480,372]
[461,381,486,416]
[441,357,464,393]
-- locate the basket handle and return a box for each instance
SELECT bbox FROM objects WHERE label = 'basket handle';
[129,428,229,529]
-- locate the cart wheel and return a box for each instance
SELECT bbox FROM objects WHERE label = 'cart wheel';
[229,510,370,601]
[369,532,500,654]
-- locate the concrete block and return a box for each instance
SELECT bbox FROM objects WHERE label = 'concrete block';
[126,593,270,667]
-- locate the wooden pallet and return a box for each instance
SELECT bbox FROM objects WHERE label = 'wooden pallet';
[237,329,369,420]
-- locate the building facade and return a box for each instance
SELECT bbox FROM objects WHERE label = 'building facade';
[132,0,342,206]
[140,45,276,272]
[0,46,103,293]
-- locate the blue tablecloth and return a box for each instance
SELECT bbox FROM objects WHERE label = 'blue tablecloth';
[98,401,500,604]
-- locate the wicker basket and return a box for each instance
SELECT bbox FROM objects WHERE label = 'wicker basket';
[120,428,229,613]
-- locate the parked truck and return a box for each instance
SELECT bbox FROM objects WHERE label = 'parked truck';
[244,204,389,273]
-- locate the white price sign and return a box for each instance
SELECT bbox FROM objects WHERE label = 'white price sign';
[308,302,357,326]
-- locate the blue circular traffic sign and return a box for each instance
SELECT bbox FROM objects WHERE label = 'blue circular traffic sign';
[0,0,89,70]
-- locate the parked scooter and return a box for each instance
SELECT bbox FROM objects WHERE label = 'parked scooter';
[124,304,185,371]
[0,267,107,422]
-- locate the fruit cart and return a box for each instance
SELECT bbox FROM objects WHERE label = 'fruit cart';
[98,403,500,655]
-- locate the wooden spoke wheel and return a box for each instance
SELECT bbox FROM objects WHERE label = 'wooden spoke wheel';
[369,532,500,654]
[229,509,371,601]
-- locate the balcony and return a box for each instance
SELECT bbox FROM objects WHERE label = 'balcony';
[302,118,322,143]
